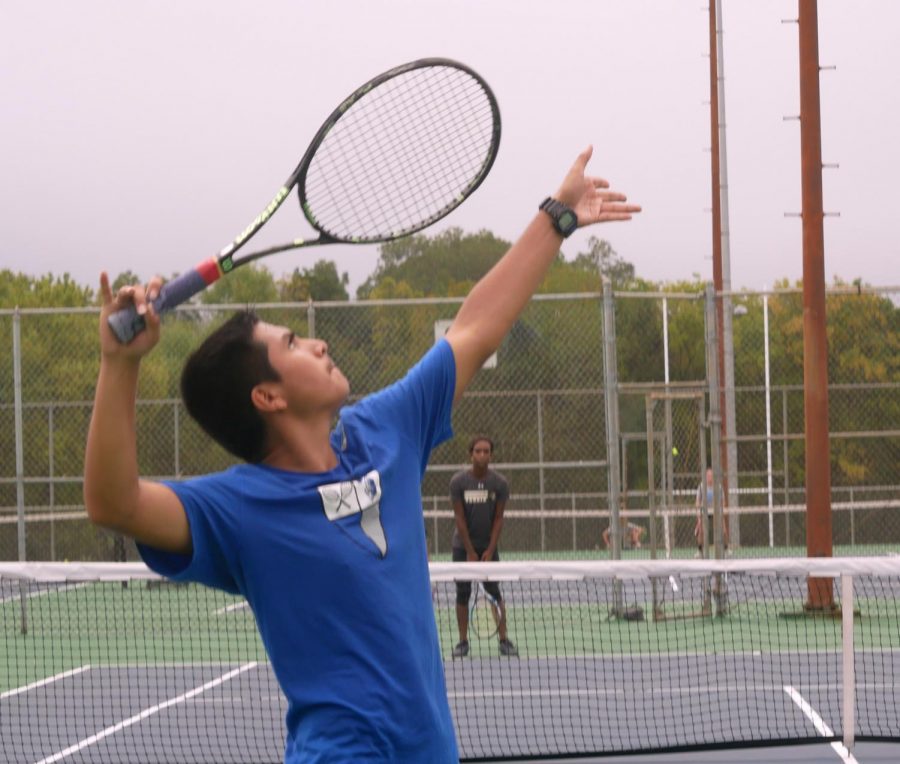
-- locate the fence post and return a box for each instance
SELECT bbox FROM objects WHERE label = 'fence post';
[13,309,28,633]
[48,404,56,560]
[782,387,790,545]
[764,292,774,547]
[536,393,545,553]
[307,299,316,339]
[602,279,621,561]
[14,309,25,562]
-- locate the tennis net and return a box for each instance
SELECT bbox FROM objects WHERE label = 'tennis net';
[2,557,899,762]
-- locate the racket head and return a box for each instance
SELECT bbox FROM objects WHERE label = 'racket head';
[294,57,501,247]
[469,582,501,640]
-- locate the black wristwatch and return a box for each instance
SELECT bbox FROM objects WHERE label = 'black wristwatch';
[539,197,578,238]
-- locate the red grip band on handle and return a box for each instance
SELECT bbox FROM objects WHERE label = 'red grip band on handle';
[197,258,223,285]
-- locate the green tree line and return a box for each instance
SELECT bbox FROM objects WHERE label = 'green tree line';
[1,233,897,558]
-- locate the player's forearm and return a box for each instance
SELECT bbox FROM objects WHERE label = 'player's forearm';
[451,214,560,361]
[84,359,143,528]
[457,529,477,557]
[487,514,505,552]
[453,510,477,556]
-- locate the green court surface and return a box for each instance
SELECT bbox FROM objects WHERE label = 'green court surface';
[1,582,265,693]
[5,577,898,692]
[434,599,900,658]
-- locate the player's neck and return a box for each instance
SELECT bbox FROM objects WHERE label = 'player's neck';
[261,416,338,473]
[470,465,489,479]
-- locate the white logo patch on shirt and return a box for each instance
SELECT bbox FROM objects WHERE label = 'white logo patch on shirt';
[318,470,387,556]
[463,489,491,504]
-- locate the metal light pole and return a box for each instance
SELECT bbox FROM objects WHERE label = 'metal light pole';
[708,0,739,546]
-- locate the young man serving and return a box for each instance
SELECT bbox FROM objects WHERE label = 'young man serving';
[84,146,639,763]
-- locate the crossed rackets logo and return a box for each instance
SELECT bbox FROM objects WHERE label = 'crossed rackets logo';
[318,470,387,556]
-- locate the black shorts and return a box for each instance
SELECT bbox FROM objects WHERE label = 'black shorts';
[452,546,502,605]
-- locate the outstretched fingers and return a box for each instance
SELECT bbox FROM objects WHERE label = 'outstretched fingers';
[99,272,113,305]
[557,147,642,225]
[596,199,642,222]
[573,144,594,172]
[576,186,641,224]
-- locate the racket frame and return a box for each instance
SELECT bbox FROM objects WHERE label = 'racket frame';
[108,57,500,343]
[469,581,502,640]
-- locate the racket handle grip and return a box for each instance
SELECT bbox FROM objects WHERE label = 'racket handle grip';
[107,261,220,344]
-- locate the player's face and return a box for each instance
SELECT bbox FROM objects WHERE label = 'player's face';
[470,440,492,469]
[253,321,349,414]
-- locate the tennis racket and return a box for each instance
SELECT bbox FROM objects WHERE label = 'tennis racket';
[469,582,502,639]
[109,57,501,343]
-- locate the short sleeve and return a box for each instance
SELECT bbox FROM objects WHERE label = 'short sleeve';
[495,475,510,503]
[137,474,242,595]
[449,473,464,503]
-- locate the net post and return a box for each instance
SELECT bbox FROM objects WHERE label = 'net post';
[841,573,855,751]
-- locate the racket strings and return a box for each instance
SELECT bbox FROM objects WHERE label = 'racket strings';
[304,65,497,241]
[470,583,502,639]
[314,68,492,192]
[308,73,493,236]
[319,104,492,238]
[371,98,495,225]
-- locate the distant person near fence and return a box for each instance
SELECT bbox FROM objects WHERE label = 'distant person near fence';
[450,435,517,658]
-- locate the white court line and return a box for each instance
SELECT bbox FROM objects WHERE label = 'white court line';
[447,684,800,699]
[783,686,859,764]
[1,666,91,700]
[449,682,830,699]
[0,583,87,606]
[214,600,249,615]
[32,662,258,764]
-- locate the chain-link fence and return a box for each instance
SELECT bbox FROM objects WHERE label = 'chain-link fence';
[2,286,897,561]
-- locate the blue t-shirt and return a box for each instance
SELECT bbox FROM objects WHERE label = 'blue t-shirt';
[138,340,458,763]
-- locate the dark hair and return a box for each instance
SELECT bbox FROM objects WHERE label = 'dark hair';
[468,435,494,454]
[180,310,280,463]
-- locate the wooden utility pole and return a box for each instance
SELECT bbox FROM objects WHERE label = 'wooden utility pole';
[798,0,834,610]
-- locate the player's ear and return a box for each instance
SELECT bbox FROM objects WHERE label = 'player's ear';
[251,382,287,413]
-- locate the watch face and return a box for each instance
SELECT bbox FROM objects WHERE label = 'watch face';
[559,211,577,232]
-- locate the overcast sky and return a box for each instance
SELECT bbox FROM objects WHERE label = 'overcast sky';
[2,0,898,297]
